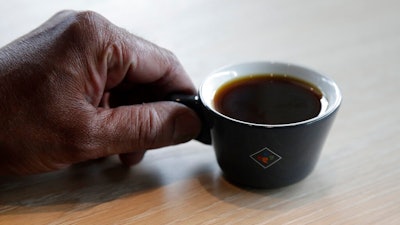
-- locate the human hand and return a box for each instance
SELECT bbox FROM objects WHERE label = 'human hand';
[0,10,201,175]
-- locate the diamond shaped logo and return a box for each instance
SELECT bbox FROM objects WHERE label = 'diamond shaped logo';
[250,147,282,169]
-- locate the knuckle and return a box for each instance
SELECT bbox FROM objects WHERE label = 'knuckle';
[161,48,180,68]
[53,10,77,19]
[71,11,98,32]
[154,48,186,85]
[162,49,186,80]
[64,10,108,42]
[135,106,163,150]
[75,10,106,30]
[75,10,101,23]
[75,10,99,19]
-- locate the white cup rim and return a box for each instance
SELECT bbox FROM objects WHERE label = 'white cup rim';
[199,61,342,128]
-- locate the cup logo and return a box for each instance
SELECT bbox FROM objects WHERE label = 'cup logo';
[250,147,282,169]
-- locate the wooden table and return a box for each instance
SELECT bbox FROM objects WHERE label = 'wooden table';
[1,0,399,224]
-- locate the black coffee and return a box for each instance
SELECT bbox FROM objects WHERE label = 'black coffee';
[213,74,323,124]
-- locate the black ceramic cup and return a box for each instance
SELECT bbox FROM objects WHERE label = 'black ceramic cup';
[171,61,341,188]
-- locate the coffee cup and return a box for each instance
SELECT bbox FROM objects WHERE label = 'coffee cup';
[170,61,341,188]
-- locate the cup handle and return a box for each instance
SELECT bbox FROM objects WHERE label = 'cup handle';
[167,94,212,145]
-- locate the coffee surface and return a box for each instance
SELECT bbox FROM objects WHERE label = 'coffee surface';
[213,74,323,124]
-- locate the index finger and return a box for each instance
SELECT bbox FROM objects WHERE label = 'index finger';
[105,32,196,96]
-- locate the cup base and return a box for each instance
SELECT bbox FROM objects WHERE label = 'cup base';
[222,171,311,189]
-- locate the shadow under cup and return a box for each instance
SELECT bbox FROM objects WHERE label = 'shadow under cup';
[174,62,341,188]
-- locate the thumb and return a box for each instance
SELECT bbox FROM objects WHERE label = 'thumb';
[96,101,201,156]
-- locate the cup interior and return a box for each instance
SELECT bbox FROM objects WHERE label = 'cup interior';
[199,61,342,127]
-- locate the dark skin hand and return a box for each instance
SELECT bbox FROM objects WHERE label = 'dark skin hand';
[0,10,201,175]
